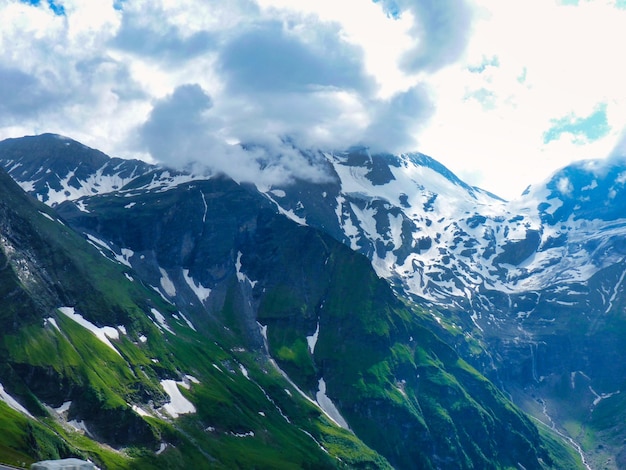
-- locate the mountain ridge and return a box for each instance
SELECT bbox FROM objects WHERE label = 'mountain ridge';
[12,133,626,466]
[0,134,587,468]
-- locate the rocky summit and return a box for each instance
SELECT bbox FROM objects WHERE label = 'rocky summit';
[2,133,624,468]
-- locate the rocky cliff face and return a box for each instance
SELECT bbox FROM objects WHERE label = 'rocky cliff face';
[259,147,626,468]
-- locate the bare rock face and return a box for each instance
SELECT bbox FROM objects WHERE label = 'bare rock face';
[31,458,95,470]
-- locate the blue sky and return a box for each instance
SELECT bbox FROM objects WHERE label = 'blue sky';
[19,0,64,15]
[3,0,626,199]
[543,104,610,145]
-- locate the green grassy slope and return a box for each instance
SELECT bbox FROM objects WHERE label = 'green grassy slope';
[241,211,583,469]
[0,169,388,469]
[49,173,582,468]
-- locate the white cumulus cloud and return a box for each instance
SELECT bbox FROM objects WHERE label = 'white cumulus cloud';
[1,0,626,198]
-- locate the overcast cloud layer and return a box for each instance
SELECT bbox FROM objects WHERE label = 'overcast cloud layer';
[3,0,626,198]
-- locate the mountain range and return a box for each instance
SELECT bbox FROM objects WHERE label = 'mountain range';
[0,133,624,468]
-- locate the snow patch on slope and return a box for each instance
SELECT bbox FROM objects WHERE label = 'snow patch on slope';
[58,307,122,357]
[85,234,133,267]
[151,308,174,334]
[183,269,211,302]
[236,252,258,287]
[0,383,34,418]
[159,268,177,297]
[131,171,200,193]
[264,192,307,226]
[176,311,197,331]
[307,322,320,355]
[316,378,350,430]
[28,163,143,205]
[605,268,626,313]
[45,317,61,332]
[160,379,196,418]
[115,248,134,268]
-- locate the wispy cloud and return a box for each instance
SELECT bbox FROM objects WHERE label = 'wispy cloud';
[139,83,335,187]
